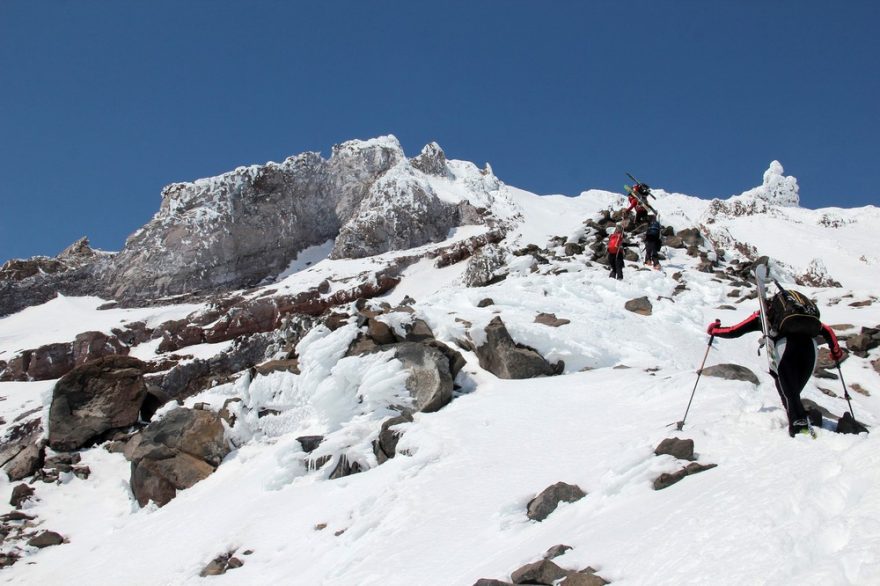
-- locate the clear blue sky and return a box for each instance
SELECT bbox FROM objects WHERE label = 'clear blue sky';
[2,1,878,260]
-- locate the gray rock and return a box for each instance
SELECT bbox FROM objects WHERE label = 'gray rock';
[463,244,508,287]
[527,481,586,522]
[48,355,147,451]
[411,142,450,177]
[472,580,514,586]
[624,297,652,316]
[475,317,558,379]
[700,363,759,385]
[564,242,584,256]
[393,343,454,413]
[477,298,495,308]
[331,163,459,260]
[510,559,568,584]
[654,437,695,461]
[28,531,64,548]
[296,436,324,453]
[328,455,363,480]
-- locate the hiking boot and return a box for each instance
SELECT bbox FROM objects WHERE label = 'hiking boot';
[788,419,808,437]
[807,409,822,428]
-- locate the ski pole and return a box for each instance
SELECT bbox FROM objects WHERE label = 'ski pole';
[836,361,856,419]
[672,321,719,431]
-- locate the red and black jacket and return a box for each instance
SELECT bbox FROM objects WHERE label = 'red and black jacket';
[712,311,841,354]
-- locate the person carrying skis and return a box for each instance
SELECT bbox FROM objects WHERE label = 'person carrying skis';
[644,215,663,269]
[626,183,650,226]
[607,223,628,280]
[706,289,844,436]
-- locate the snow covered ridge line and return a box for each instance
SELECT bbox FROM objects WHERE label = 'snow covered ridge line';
[0,136,506,316]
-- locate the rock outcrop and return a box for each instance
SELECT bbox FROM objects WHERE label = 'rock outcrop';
[127,408,230,507]
[48,355,148,451]
[474,317,561,379]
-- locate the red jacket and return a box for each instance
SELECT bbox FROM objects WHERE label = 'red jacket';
[712,311,841,355]
[626,194,645,213]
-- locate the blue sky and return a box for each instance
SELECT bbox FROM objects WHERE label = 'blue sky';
[1,1,878,260]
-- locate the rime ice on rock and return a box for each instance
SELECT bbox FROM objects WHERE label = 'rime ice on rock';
[745,160,800,207]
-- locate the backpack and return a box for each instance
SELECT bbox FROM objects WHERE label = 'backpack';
[646,221,661,239]
[608,232,623,254]
[768,288,821,337]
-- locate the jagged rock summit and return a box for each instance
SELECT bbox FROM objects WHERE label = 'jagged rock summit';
[0,136,502,316]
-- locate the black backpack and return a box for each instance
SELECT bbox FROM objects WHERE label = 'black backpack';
[768,288,821,337]
[646,221,661,239]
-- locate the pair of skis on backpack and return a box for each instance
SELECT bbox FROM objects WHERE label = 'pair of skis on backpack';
[625,172,660,219]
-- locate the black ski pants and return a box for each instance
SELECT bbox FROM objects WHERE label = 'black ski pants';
[608,251,624,280]
[644,237,661,265]
[772,335,816,423]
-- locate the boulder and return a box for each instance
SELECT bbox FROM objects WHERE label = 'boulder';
[373,414,412,464]
[677,228,703,247]
[25,342,75,381]
[527,481,586,522]
[510,559,568,584]
[462,244,508,287]
[560,573,608,586]
[48,355,148,451]
[10,483,35,508]
[624,297,652,316]
[472,580,514,586]
[836,412,869,435]
[4,443,45,481]
[328,455,363,480]
[72,331,128,366]
[128,408,230,507]
[700,364,759,385]
[654,438,695,461]
[393,343,454,413]
[475,317,558,379]
[564,242,584,256]
[28,531,64,548]
[296,435,324,453]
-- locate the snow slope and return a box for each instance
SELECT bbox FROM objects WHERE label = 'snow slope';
[1,168,879,586]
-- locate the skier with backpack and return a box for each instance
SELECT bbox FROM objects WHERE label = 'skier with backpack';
[644,215,663,270]
[607,223,628,280]
[625,184,650,226]
[706,280,844,437]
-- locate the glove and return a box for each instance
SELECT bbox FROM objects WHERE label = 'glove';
[830,346,844,361]
[706,320,721,335]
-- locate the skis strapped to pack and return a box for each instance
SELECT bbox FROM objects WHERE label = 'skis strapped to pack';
[753,265,779,374]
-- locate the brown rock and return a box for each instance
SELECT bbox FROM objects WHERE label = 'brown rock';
[28,531,64,548]
[10,483,35,508]
[510,559,568,584]
[527,481,586,522]
[534,313,571,327]
[48,355,148,451]
[653,462,717,490]
[72,331,128,366]
[624,297,652,316]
